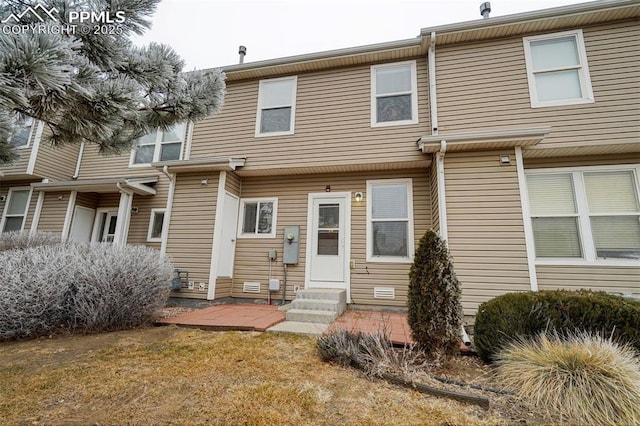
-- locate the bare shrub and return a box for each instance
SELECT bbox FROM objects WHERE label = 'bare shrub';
[0,243,173,340]
[496,331,640,425]
[0,231,60,252]
[317,328,428,378]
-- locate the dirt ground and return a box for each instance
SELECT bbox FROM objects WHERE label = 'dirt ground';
[0,326,546,425]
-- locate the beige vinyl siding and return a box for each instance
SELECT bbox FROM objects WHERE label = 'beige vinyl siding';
[231,169,431,307]
[190,60,429,172]
[215,278,233,299]
[78,145,162,179]
[537,265,640,296]
[436,21,639,152]
[36,192,69,234]
[165,172,219,299]
[33,143,79,181]
[444,150,530,315]
[96,192,121,209]
[524,153,640,169]
[127,175,171,248]
[225,172,241,196]
[76,192,98,209]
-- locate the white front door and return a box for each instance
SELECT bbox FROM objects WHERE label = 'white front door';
[69,206,95,242]
[306,193,350,297]
[217,192,239,277]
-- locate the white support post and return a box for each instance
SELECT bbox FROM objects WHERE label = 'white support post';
[113,189,133,246]
[208,171,227,300]
[515,147,538,291]
[61,191,77,241]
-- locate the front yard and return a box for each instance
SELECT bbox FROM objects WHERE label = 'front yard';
[0,326,508,425]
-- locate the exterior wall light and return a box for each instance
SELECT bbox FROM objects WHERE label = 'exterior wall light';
[325,185,331,192]
[354,192,363,202]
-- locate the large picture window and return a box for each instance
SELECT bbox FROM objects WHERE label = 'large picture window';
[1,188,31,233]
[367,179,414,262]
[526,167,640,261]
[371,61,418,127]
[237,198,278,238]
[255,77,297,137]
[523,29,594,108]
[130,122,186,166]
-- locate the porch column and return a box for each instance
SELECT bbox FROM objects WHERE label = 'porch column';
[60,191,77,241]
[113,188,133,246]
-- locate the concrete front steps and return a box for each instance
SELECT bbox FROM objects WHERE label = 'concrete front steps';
[267,289,346,336]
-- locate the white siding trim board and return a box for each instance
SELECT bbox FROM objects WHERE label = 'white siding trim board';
[208,170,227,300]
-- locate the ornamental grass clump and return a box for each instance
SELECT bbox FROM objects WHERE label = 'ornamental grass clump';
[496,332,640,425]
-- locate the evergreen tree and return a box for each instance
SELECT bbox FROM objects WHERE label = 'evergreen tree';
[408,230,463,357]
[0,0,225,164]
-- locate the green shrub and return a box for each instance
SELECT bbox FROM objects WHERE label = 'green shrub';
[408,230,463,357]
[496,332,640,425]
[474,290,640,362]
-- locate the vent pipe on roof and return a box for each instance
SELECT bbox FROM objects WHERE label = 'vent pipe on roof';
[238,45,247,64]
[480,2,491,18]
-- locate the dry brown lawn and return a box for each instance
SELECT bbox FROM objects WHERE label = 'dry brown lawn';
[0,326,509,425]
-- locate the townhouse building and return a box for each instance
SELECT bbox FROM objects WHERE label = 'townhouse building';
[1,0,638,315]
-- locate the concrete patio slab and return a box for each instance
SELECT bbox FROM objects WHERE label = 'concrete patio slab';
[266,321,329,336]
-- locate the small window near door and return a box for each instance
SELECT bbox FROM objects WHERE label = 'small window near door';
[366,179,414,262]
[238,198,278,238]
[147,209,166,242]
[1,188,30,233]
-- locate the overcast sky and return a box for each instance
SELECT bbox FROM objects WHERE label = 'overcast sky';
[132,0,589,70]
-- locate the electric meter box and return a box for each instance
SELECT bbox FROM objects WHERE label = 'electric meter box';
[283,226,300,265]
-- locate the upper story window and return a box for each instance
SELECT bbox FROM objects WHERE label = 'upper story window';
[526,167,640,262]
[238,198,278,238]
[130,122,186,166]
[523,29,594,108]
[9,116,34,148]
[366,179,414,262]
[255,77,297,137]
[371,60,418,127]
[1,188,30,233]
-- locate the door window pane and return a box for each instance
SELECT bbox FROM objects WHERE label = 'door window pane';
[318,230,339,255]
[319,204,339,228]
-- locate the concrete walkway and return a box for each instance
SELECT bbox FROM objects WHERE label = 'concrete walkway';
[157,303,413,345]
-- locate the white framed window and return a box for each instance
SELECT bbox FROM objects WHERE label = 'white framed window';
[147,208,166,242]
[366,179,414,262]
[1,188,31,233]
[237,198,278,238]
[9,116,34,148]
[526,165,640,263]
[523,29,594,108]
[130,122,186,166]
[371,60,418,127]
[255,76,297,137]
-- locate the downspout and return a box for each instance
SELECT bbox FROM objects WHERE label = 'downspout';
[436,141,448,241]
[72,141,85,179]
[160,165,175,255]
[429,31,438,136]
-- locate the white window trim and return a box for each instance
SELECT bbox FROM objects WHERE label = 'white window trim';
[9,117,35,149]
[237,197,278,238]
[370,60,419,128]
[0,187,32,233]
[147,208,166,242]
[129,124,186,168]
[366,178,415,263]
[523,29,594,108]
[255,76,298,138]
[525,164,640,267]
